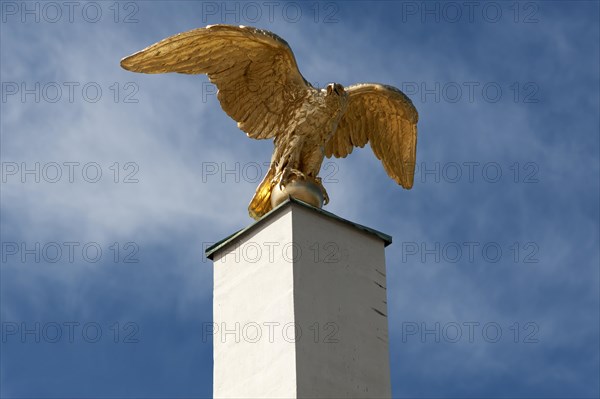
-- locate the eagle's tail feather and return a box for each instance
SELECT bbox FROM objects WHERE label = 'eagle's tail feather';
[248,165,277,220]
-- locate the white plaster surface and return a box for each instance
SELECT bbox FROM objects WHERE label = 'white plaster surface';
[212,203,391,398]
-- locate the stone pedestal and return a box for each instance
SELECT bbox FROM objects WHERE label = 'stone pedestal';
[206,198,392,398]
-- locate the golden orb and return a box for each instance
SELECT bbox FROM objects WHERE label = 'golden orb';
[271,179,324,209]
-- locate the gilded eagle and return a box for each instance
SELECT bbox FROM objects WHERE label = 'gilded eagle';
[121,24,418,220]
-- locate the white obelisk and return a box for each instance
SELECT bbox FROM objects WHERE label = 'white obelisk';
[206,198,392,398]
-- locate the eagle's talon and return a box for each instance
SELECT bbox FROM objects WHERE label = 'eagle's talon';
[314,177,329,205]
[280,168,307,186]
[289,168,307,181]
[322,188,330,205]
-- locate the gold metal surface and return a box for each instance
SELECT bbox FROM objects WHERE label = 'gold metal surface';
[271,179,324,210]
[121,24,419,220]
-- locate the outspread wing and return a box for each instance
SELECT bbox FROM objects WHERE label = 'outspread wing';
[325,83,418,188]
[121,24,315,139]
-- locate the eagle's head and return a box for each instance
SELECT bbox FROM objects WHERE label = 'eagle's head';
[325,83,348,112]
[326,83,346,97]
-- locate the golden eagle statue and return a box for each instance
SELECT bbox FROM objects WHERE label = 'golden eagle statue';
[121,25,418,220]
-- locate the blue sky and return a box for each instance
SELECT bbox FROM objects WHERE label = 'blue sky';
[1,1,599,398]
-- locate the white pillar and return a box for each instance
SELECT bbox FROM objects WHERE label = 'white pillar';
[207,198,392,399]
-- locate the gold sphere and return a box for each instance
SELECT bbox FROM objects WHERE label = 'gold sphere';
[271,179,324,209]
